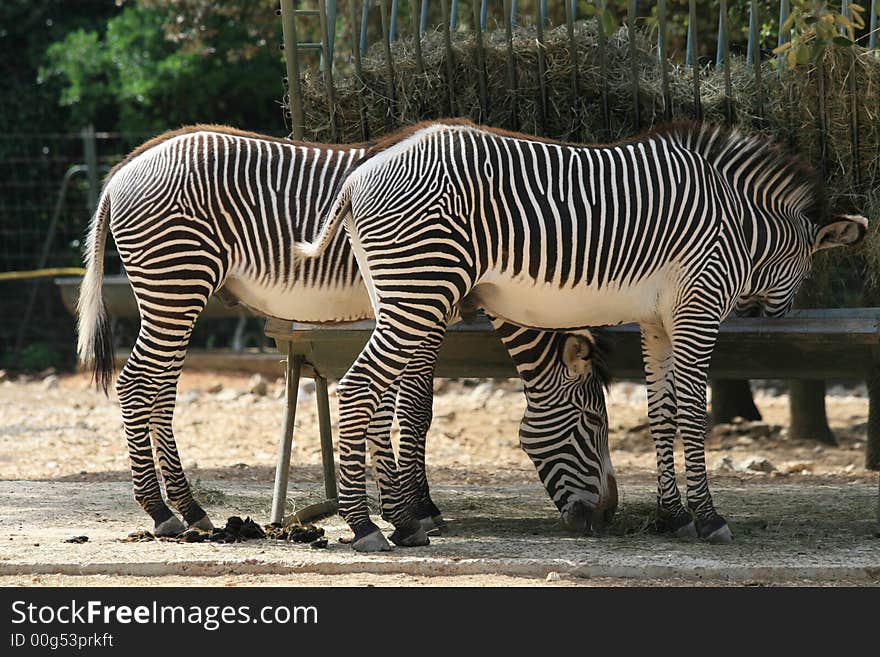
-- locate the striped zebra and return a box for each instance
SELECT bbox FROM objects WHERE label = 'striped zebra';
[294,119,867,550]
[76,125,615,542]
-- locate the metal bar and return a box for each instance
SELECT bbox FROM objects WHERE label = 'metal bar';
[565,0,579,138]
[315,374,339,502]
[82,125,98,215]
[540,0,547,25]
[747,1,755,65]
[817,56,828,179]
[844,0,861,193]
[411,0,425,75]
[777,0,790,71]
[481,0,487,30]
[379,0,397,131]
[352,0,370,141]
[270,352,303,525]
[327,0,337,62]
[390,0,399,40]
[473,0,489,123]
[716,8,723,67]
[870,0,878,51]
[440,0,456,115]
[360,0,369,57]
[450,0,458,30]
[598,0,610,134]
[511,0,518,28]
[629,0,640,129]
[720,0,731,123]
[686,3,694,67]
[420,0,429,34]
[750,0,764,121]
[535,0,548,135]
[280,0,304,140]
[11,166,89,364]
[658,0,671,120]
[503,0,518,130]
[319,0,339,142]
[689,0,702,119]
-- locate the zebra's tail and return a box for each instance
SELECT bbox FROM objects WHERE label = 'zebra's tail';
[76,189,114,395]
[292,180,352,260]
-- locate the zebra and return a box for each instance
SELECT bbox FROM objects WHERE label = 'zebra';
[76,125,616,544]
[293,119,868,550]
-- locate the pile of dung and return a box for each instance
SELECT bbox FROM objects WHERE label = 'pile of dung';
[176,516,267,544]
[265,522,327,548]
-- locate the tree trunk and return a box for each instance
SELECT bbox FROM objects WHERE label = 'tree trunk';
[710,379,762,425]
[788,380,837,446]
[866,365,880,471]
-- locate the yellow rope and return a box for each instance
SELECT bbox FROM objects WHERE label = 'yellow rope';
[0,267,86,281]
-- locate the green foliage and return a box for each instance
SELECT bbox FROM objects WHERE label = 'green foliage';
[39,1,285,132]
[773,1,868,67]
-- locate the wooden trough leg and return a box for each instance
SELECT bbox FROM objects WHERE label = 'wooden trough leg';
[270,351,303,525]
[288,372,339,525]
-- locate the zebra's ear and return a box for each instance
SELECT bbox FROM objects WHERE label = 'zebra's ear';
[813,215,868,253]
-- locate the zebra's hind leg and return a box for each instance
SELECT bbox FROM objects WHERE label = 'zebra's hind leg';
[395,323,448,536]
[117,346,186,537]
[640,326,697,540]
[151,372,212,531]
[337,318,441,552]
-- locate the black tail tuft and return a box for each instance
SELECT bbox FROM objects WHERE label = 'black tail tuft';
[93,313,114,395]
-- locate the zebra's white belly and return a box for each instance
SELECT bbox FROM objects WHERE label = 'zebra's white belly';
[471,267,671,330]
[223,273,374,323]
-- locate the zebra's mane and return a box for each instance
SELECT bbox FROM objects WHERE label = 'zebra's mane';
[366,119,825,225]
[107,124,368,182]
[644,122,824,225]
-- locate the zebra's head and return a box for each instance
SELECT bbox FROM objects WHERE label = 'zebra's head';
[554,332,618,533]
[737,214,868,318]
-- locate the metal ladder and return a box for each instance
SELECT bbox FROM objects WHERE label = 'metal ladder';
[279,0,337,141]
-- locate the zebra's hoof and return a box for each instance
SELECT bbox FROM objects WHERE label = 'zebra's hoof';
[674,521,698,540]
[351,530,392,552]
[188,516,215,531]
[561,500,595,535]
[696,515,734,544]
[419,514,447,535]
[154,515,186,537]
[390,519,430,547]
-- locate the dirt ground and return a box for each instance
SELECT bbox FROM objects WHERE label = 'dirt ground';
[0,370,877,587]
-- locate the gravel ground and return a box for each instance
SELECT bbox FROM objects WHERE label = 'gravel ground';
[0,370,877,587]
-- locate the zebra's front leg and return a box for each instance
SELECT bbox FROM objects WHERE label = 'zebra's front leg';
[151,373,212,531]
[670,320,733,544]
[337,321,435,552]
[640,325,696,539]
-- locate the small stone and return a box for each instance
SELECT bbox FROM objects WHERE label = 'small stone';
[38,367,57,378]
[780,461,815,474]
[716,456,736,472]
[470,382,495,398]
[249,374,268,396]
[844,464,856,473]
[206,382,223,394]
[813,446,825,455]
[741,456,775,473]
[300,380,316,395]
[214,388,241,402]
[432,379,448,394]
[64,535,88,544]
[546,572,561,582]
[41,375,59,390]
[735,436,754,446]
[177,390,200,404]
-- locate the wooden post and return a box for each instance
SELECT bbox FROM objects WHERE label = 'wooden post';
[280,0,304,140]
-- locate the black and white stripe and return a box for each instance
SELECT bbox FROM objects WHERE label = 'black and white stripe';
[77,125,616,538]
[295,120,866,548]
